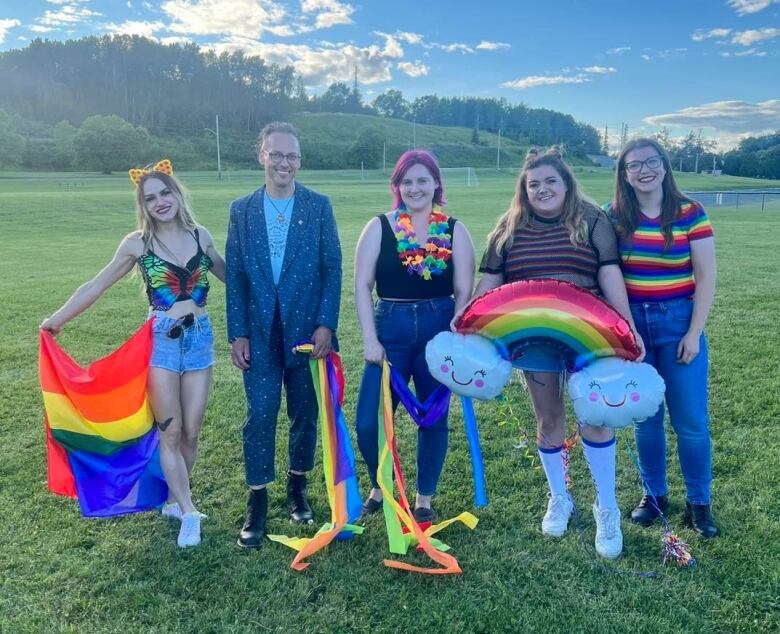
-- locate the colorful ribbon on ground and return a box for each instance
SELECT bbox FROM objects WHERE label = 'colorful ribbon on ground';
[267,345,363,570]
[39,321,167,517]
[378,361,477,574]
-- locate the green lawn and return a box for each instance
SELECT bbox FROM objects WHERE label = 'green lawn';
[1,168,779,633]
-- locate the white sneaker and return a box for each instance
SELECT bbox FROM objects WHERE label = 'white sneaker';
[177,512,202,548]
[542,494,574,537]
[161,502,182,520]
[592,503,623,559]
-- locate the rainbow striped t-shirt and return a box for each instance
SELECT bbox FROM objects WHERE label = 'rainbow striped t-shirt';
[615,202,714,303]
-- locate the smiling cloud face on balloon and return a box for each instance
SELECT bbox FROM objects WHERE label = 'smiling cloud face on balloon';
[568,357,666,428]
[425,332,512,400]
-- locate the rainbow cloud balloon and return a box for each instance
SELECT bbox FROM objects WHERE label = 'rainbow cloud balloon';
[426,280,662,428]
[455,279,640,372]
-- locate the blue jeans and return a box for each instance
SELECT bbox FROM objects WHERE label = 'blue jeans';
[355,297,454,496]
[630,299,712,504]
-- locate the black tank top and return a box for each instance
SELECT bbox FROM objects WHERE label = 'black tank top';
[375,214,457,299]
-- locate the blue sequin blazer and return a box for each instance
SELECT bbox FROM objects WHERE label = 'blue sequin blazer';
[225,183,342,367]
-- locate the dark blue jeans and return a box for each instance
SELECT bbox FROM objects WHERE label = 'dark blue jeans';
[630,299,712,504]
[355,297,455,496]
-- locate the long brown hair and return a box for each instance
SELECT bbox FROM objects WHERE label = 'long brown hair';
[487,147,596,254]
[134,171,197,249]
[612,138,692,249]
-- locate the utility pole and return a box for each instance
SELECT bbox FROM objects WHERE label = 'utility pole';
[497,128,501,170]
[412,115,417,147]
[694,127,703,174]
[204,114,222,180]
[215,114,221,179]
[383,141,386,173]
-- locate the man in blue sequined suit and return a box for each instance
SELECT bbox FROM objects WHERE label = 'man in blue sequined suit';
[225,122,342,548]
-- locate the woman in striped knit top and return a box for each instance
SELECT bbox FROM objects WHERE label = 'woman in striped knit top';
[473,147,644,559]
[608,138,718,538]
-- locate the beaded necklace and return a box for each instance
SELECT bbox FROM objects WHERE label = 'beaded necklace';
[393,205,452,280]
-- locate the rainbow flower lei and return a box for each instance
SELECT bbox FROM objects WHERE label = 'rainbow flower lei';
[394,205,452,280]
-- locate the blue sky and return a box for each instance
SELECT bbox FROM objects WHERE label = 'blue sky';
[1,0,779,149]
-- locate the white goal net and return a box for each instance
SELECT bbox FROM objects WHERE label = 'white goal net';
[440,167,479,187]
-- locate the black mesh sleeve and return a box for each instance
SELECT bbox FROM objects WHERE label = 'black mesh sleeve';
[478,236,505,274]
[589,213,620,267]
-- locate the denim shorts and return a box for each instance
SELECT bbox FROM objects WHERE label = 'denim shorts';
[149,312,214,374]
[513,344,567,374]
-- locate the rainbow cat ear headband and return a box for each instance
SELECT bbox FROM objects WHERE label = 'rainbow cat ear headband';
[128,159,174,186]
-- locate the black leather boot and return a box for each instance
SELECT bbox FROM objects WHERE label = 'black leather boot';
[630,494,668,526]
[286,471,314,524]
[237,488,267,549]
[686,502,720,538]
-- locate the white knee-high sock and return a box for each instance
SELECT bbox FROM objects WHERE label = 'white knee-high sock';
[583,437,617,510]
[538,445,567,497]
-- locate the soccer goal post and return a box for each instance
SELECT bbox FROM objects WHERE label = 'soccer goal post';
[440,167,479,187]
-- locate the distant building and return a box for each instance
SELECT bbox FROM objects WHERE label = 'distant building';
[587,154,616,169]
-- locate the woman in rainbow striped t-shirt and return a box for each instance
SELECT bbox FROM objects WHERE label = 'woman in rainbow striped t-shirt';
[608,138,718,538]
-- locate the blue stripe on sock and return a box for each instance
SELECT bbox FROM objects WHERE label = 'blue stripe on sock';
[582,436,616,449]
[538,445,563,454]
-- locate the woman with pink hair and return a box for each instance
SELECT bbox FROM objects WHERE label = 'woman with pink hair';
[353,149,475,522]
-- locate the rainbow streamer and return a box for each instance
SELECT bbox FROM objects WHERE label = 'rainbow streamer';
[39,322,167,517]
[267,345,363,570]
[377,361,478,575]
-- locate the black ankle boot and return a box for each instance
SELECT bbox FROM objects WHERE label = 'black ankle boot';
[287,471,314,524]
[237,488,267,549]
[630,494,668,526]
[686,502,720,538]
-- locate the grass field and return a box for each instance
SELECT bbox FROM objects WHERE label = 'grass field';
[1,168,779,633]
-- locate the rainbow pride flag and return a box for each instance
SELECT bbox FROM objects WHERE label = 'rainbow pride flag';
[39,321,167,517]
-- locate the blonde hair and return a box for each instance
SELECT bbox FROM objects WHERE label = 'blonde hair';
[487,147,595,255]
[134,171,197,249]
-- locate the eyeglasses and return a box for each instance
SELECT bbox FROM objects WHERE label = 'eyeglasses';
[168,313,195,339]
[262,151,301,164]
[625,155,663,173]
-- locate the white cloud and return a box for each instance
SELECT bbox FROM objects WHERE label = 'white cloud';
[29,25,56,33]
[475,40,510,51]
[396,31,422,44]
[209,36,397,85]
[46,0,91,4]
[641,48,688,61]
[397,61,428,77]
[0,19,21,44]
[644,100,780,138]
[374,32,404,58]
[427,42,474,54]
[731,27,780,45]
[103,20,165,38]
[691,27,732,42]
[735,47,768,56]
[582,65,616,74]
[502,74,589,90]
[38,5,101,26]
[606,46,630,55]
[160,35,194,45]
[727,0,780,15]
[161,0,286,38]
[301,0,354,29]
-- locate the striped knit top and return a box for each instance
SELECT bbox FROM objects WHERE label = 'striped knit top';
[610,201,714,303]
[480,206,620,293]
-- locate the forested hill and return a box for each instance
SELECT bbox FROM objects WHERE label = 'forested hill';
[0,36,600,158]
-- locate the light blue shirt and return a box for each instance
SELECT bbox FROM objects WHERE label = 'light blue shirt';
[264,191,294,285]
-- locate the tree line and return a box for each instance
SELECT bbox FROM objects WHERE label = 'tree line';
[0,35,603,171]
